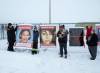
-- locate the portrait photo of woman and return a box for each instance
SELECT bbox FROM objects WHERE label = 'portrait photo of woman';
[19,30,31,43]
[40,26,56,47]
[15,24,33,49]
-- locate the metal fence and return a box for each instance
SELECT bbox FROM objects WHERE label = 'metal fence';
[0,23,99,40]
[0,24,7,39]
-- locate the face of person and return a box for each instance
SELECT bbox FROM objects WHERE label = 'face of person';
[88,25,92,28]
[59,27,64,31]
[9,25,13,28]
[20,31,30,43]
[41,30,53,45]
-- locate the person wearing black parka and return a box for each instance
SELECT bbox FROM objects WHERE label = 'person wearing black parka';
[7,23,17,51]
[86,30,98,60]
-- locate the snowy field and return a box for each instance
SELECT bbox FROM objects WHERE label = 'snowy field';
[0,39,100,73]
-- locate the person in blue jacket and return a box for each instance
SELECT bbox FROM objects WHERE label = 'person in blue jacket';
[32,26,39,54]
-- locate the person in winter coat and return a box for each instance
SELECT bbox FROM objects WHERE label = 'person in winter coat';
[32,26,39,54]
[7,23,17,51]
[57,25,68,58]
[86,30,98,60]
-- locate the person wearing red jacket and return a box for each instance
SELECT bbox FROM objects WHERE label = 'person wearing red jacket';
[86,30,98,60]
[86,25,93,40]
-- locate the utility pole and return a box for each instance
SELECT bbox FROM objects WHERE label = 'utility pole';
[49,0,51,24]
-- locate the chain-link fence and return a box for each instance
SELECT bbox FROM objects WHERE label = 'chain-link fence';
[0,24,7,40]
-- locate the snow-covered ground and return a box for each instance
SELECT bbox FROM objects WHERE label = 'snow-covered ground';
[0,39,100,73]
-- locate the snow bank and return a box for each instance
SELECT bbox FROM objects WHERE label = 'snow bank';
[0,40,100,73]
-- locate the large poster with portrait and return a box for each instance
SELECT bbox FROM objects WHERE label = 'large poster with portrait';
[69,28,84,46]
[96,25,100,45]
[40,25,56,47]
[15,24,33,49]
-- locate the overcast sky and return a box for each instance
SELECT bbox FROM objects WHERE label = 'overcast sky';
[0,0,100,23]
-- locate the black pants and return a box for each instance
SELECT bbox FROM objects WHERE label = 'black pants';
[59,43,67,56]
[32,41,38,54]
[7,42,14,51]
[88,46,97,59]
